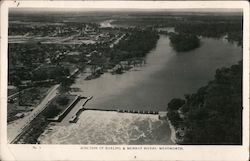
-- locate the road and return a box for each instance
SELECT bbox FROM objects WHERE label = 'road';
[109,34,125,48]
[8,91,20,99]
[8,84,60,143]
[8,87,32,99]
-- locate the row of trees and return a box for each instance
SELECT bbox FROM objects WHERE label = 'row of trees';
[167,61,242,144]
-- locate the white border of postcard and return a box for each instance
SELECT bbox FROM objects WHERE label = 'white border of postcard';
[1,1,249,161]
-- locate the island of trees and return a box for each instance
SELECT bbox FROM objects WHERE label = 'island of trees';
[168,32,200,52]
[111,28,159,62]
[167,61,242,145]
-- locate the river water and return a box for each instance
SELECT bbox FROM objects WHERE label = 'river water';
[71,35,241,111]
[39,34,242,144]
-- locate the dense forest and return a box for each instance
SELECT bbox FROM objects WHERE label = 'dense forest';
[112,13,243,47]
[168,32,200,52]
[109,28,159,63]
[174,22,243,47]
[167,61,242,144]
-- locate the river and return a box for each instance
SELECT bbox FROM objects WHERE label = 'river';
[70,35,241,111]
[38,34,242,144]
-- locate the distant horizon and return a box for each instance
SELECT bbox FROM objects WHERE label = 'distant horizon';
[9,8,243,14]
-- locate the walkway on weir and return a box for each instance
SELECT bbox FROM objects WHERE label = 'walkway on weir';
[68,105,160,124]
[82,107,159,115]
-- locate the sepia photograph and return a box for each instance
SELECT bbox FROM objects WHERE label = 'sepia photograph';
[7,7,244,145]
[1,1,249,161]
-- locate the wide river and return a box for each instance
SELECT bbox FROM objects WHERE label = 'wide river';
[39,34,242,144]
[71,35,241,111]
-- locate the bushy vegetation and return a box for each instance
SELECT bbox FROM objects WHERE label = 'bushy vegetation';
[167,111,183,128]
[167,98,185,111]
[56,95,70,105]
[32,65,70,81]
[43,94,72,119]
[169,32,200,52]
[19,87,50,106]
[167,61,242,144]
[43,104,61,118]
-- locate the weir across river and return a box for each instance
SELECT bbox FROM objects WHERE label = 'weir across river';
[66,96,165,123]
[83,108,159,115]
[44,95,166,124]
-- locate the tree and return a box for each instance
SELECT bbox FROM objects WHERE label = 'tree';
[60,77,75,93]
[43,104,60,118]
[56,95,69,106]
[167,98,185,111]
[167,111,182,128]
[10,75,21,86]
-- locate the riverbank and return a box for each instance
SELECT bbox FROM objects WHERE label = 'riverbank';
[166,113,177,144]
